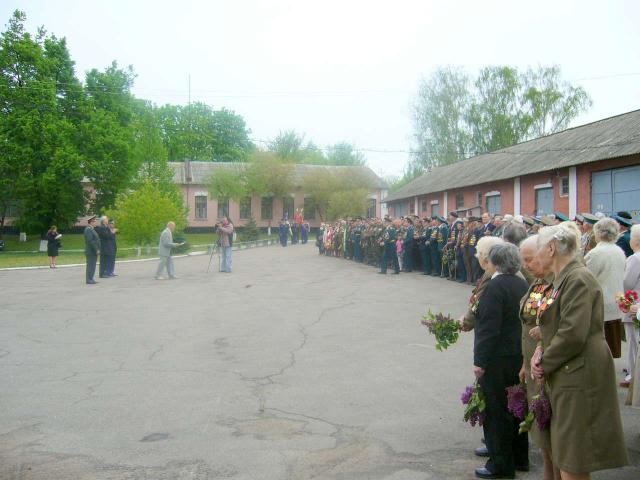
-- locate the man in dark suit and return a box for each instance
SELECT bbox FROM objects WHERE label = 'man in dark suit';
[96,216,116,278]
[84,217,100,284]
[474,243,529,479]
[614,212,634,257]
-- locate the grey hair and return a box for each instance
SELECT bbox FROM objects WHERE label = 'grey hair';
[476,236,504,261]
[593,217,619,243]
[631,224,640,246]
[488,243,522,275]
[100,215,108,224]
[503,223,528,246]
[537,224,579,257]
[519,234,539,252]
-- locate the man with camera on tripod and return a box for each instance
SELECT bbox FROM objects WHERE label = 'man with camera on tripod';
[216,216,234,273]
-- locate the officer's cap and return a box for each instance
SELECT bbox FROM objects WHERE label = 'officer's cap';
[581,213,599,225]
[554,212,569,222]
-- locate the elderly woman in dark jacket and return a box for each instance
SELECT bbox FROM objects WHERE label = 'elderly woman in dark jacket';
[474,243,529,479]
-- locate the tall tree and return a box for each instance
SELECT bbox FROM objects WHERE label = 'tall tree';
[81,61,136,212]
[410,65,591,172]
[0,10,85,235]
[244,151,294,198]
[325,142,366,166]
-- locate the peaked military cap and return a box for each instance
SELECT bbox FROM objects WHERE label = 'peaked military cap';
[613,214,633,227]
[581,213,599,225]
[522,216,535,226]
[554,212,569,222]
[541,216,555,226]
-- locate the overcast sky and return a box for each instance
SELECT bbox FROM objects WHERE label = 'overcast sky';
[3,0,640,177]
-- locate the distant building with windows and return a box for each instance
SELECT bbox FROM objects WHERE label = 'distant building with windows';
[172,161,388,229]
[384,109,640,222]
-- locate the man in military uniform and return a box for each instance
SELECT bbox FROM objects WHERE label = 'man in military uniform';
[402,217,415,272]
[580,213,598,255]
[470,217,484,282]
[614,211,634,257]
[455,217,468,283]
[444,212,461,280]
[416,218,429,275]
[379,218,400,274]
[435,216,449,277]
[353,219,363,262]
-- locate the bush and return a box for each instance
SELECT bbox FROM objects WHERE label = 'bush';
[242,217,259,241]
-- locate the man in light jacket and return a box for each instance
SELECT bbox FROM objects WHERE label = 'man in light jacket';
[217,216,234,273]
[155,221,183,280]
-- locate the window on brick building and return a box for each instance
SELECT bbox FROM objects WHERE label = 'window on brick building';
[239,197,252,219]
[261,197,273,220]
[421,200,427,212]
[283,196,294,220]
[195,195,207,219]
[560,177,569,197]
[409,200,415,214]
[476,191,482,207]
[486,194,501,216]
[455,193,464,209]
[217,199,229,219]
[304,197,316,220]
[367,198,376,218]
[431,203,440,217]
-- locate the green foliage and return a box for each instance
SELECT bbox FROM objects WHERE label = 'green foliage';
[208,165,247,201]
[411,65,592,171]
[244,151,294,197]
[302,167,375,221]
[0,10,86,235]
[107,182,186,247]
[157,102,253,161]
[326,188,370,221]
[420,310,461,351]
[268,130,366,166]
[242,217,259,241]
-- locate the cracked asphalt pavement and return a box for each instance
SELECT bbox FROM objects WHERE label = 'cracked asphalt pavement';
[1,244,639,479]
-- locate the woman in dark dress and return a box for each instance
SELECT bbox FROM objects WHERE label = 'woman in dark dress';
[474,242,529,479]
[46,225,61,268]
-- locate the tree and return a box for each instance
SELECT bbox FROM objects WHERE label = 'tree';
[410,65,592,171]
[268,130,306,162]
[244,151,294,197]
[325,142,366,166]
[0,10,86,235]
[302,167,375,221]
[157,102,253,161]
[107,182,186,248]
[326,188,370,221]
[81,61,137,211]
[207,165,246,201]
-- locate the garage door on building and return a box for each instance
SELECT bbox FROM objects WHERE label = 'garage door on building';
[535,187,554,216]
[592,165,640,221]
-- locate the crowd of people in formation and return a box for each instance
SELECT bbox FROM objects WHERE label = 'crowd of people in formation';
[318,210,639,479]
[278,208,310,247]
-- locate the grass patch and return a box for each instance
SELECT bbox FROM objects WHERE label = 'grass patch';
[0,232,276,269]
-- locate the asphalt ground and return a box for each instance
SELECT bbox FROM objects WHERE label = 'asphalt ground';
[0,244,638,479]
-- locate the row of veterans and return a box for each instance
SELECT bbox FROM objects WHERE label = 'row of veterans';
[460,219,636,479]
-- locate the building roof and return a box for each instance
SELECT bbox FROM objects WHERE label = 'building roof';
[169,161,386,189]
[384,109,640,203]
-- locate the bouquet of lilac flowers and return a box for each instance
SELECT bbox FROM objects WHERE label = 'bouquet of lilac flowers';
[506,383,527,421]
[421,310,461,351]
[461,382,486,427]
[518,388,552,434]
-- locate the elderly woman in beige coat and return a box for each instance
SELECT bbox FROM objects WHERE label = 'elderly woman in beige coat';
[530,223,628,479]
[584,218,626,358]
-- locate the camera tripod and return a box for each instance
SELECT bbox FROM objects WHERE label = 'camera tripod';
[206,242,221,273]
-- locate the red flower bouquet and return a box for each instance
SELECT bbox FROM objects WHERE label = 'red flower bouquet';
[616,290,638,314]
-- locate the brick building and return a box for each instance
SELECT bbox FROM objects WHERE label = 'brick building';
[384,109,640,222]
[171,161,387,229]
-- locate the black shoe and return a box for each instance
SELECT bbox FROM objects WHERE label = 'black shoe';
[86,280,98,284]
[474,468,514,479]
[474,446,489,457]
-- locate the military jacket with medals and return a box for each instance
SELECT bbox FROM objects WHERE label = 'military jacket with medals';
[436,223,449,251]
[382,225,397,246]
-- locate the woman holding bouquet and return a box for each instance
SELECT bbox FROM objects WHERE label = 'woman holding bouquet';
[622,224,640,389]
[519,235,560,480]
[473,243,529,479]
[531,223,628,479]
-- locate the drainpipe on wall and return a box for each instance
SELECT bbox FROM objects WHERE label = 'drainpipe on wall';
[514,177,521,216]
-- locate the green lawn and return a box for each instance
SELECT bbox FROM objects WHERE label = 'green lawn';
[0,232,275,269]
